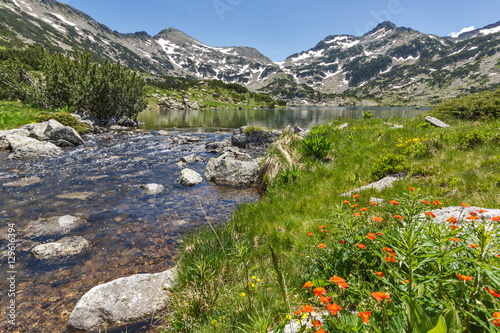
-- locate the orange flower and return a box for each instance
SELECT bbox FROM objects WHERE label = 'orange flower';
[312,319,322,328]
[303,281,313,288]
[339,240,346,245]
[360,207,369,212]
[469,244,479,249]
[342,200,350,204]
[460,203,470,208]
[446,216,458,224]
[366,233,376,240]
[432,200,443,207]
[421,200,430,205]
[353,194,361,199]
[382,247,394,252]
[318,243,326,249]
[353,212,361,217]
[456,273,473,281]
[373,216,383,222]
[294,310,301,315]
[376,232,384,236]
[494,320,500,327]
[494,312,500,319]
[371,291,390,302]
[319,225,326,229]
[357,243,366,249]
[393,215,404,220]
[330,276,348,289]
[490,216,500,221]
[466,216,480,220]
[389,200,399,205]
[477,209,487,213]
[301,304,314,313]
[450,237,460,242]
[450,225,459,230]
[486,287,500,297]
[317,329,328,333]
[384,252,396,263]
[408,187,416,191]
[374,271,385,277]
[352,204,359,208]
[327,303,341,316]
[313,287,327,296]
[425,211,436,218]
[369,201,378,205]
[358,311,371,323]
[307,232,313,237]
[319,296,332,304]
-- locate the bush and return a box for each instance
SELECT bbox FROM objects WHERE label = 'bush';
[302,134,333,160]
[370,153,408,180]
[432,89,500,120]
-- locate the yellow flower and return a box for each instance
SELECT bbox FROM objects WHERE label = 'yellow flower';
[251,283,256,288]
[257,279,262,282]
[301,313,307,319]
[251,276,256,279]
[240,292,246,297]
[286,314,292,320]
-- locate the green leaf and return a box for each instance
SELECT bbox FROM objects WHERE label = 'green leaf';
[427,316,447,333]
[403,296,434,333]
[441,307,461,333]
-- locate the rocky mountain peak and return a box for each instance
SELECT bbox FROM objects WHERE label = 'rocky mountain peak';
[366,21,398,35]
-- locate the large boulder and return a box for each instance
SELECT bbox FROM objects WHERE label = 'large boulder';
[178,168,203,186]
[31,236,90,260]
[20,119,85,147]
[21,119,65,141]
[204,151,260,186]
[231,126,281,148]
[48,126,85,146]
[67,269,175,332]
[117,116,138,128]
[23,215,88,238]
[0,128,30,150]
[5,134,62,159]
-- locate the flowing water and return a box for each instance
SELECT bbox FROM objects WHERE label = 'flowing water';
[0,107,428,332]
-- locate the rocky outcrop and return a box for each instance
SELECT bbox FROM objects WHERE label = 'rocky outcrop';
[139,183,164,195]
[67,268,176,332]
[31,236,90,260]
[178,168,203,186]
[205,151,260,186]
[158,96,200,110]
[6,134,63,159]
[231,126,281,148]
[342,174,406,197]
[425,116,450,128]
[23,215,88,238]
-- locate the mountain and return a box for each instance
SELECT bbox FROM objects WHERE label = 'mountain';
[1,0,500,105]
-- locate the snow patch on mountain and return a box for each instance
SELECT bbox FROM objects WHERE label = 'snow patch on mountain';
[480,26,500,36]
[53,13,77,27]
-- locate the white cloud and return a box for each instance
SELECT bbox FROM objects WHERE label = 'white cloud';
[449,26,475,38]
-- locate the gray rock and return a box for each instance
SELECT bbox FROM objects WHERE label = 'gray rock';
[117,116,137,127]
[48,126,85,146]
[204,151,260,186]
[109,125,130,131]
[139,183,164,195]
[230,126,280,148]
[67,268,175,332]
[24,215,88,238]
[425,116,450,128]
[0,138,9,149]
[3,177,43,187]
[158,96,200,111]
[180,154,199,163]
[178,168,203,186]
[0,128,29,149]
[31,236,90,259]
[6,135,62,159]
[106,117,118,127]
[337,123,349,130]
[21,119,65,141]
[157,130,170,136]
[342,174,405,197]
[424,206,500,235]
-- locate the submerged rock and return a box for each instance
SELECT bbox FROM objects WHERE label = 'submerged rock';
[23,215,88,238]
[67,268,175,332]
[31,236,90,260]
[204,151,260,186]
[178,168,203,186]
[3,177,43,187]
[139,183,164,195]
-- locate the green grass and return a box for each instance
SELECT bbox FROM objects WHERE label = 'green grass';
[162,115,500,332]
[0,101,42,129]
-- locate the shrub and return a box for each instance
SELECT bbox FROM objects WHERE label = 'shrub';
[33,111,92,135]
[370,153,408,180]
[432,89,500,120]
[302,134,333,160]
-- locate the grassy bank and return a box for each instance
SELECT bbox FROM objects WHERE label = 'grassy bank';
[162,114,500,332]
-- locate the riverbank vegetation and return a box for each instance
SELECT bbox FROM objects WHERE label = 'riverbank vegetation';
[162,96,500,332]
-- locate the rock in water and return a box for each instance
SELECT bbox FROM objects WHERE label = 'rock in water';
[139,183,164,194]
[425,116,450,128]
[117,116,138,127]
[178,168,203,186]
[31,236,90,259]
[23,215,87,238]
[48,127,85,146]
[67,269,175,332]
[204,152,260,186]
[5,134,62,159]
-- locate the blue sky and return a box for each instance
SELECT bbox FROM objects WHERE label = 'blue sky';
[59,0,499,61]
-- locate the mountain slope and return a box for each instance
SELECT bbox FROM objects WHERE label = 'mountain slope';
[1,0,500,105]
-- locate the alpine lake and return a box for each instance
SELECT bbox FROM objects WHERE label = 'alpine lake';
[0,106,428,332]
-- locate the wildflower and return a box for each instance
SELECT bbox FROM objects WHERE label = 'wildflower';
[421,200,430,205]
[367,233,377,240]
[319,296,332,304]
[490,216,500,221]
[486,287,500,298]
[212,319,218,327]
[371,291,390,302]
[389,200,399,205]
[251,276,256,279]
[342,200,350,204]
[384,252,396,263]
[251,283,256,288]
[317,329,328,333]
[360,207,369,212]
[376,232,384,236]
[327,303,341,316]
[353,212,361,217]
[358,311,371,323]
[494,312,500,326]
[450,237,460,242]
[456,274,473,281]
[353,194,361,199]
[357,243,366,249]
[408,187,416,191]
[240,292,246,297]
[318,243,326,249]
[446,216,458,224]
[330,276,348,289]
[382,247,394,252]
[450,225,459,230]
[301,305,314,313]
[466,215,480,220]
[373,216,383,222]
[469,244,479,249]
[374,271,385,277]
[307,232,312,237]
[339,240,346,245]
[477,209,487,213]
[294,310,302,315]
[432,200,443,207]
[319,225,326,230]
[312,319,322,328]
[352,204,359,208]
[313,287,327,297]
[393,215,404,220]
[301,312,307,319]
[425,211,436,218]
[369,201,378,205]
[303,281,313,288]
[286,314,292,320]
[460,203,470,208]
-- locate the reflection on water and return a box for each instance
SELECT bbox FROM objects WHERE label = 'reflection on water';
[0,132,258,332]
[138,106,429,131]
